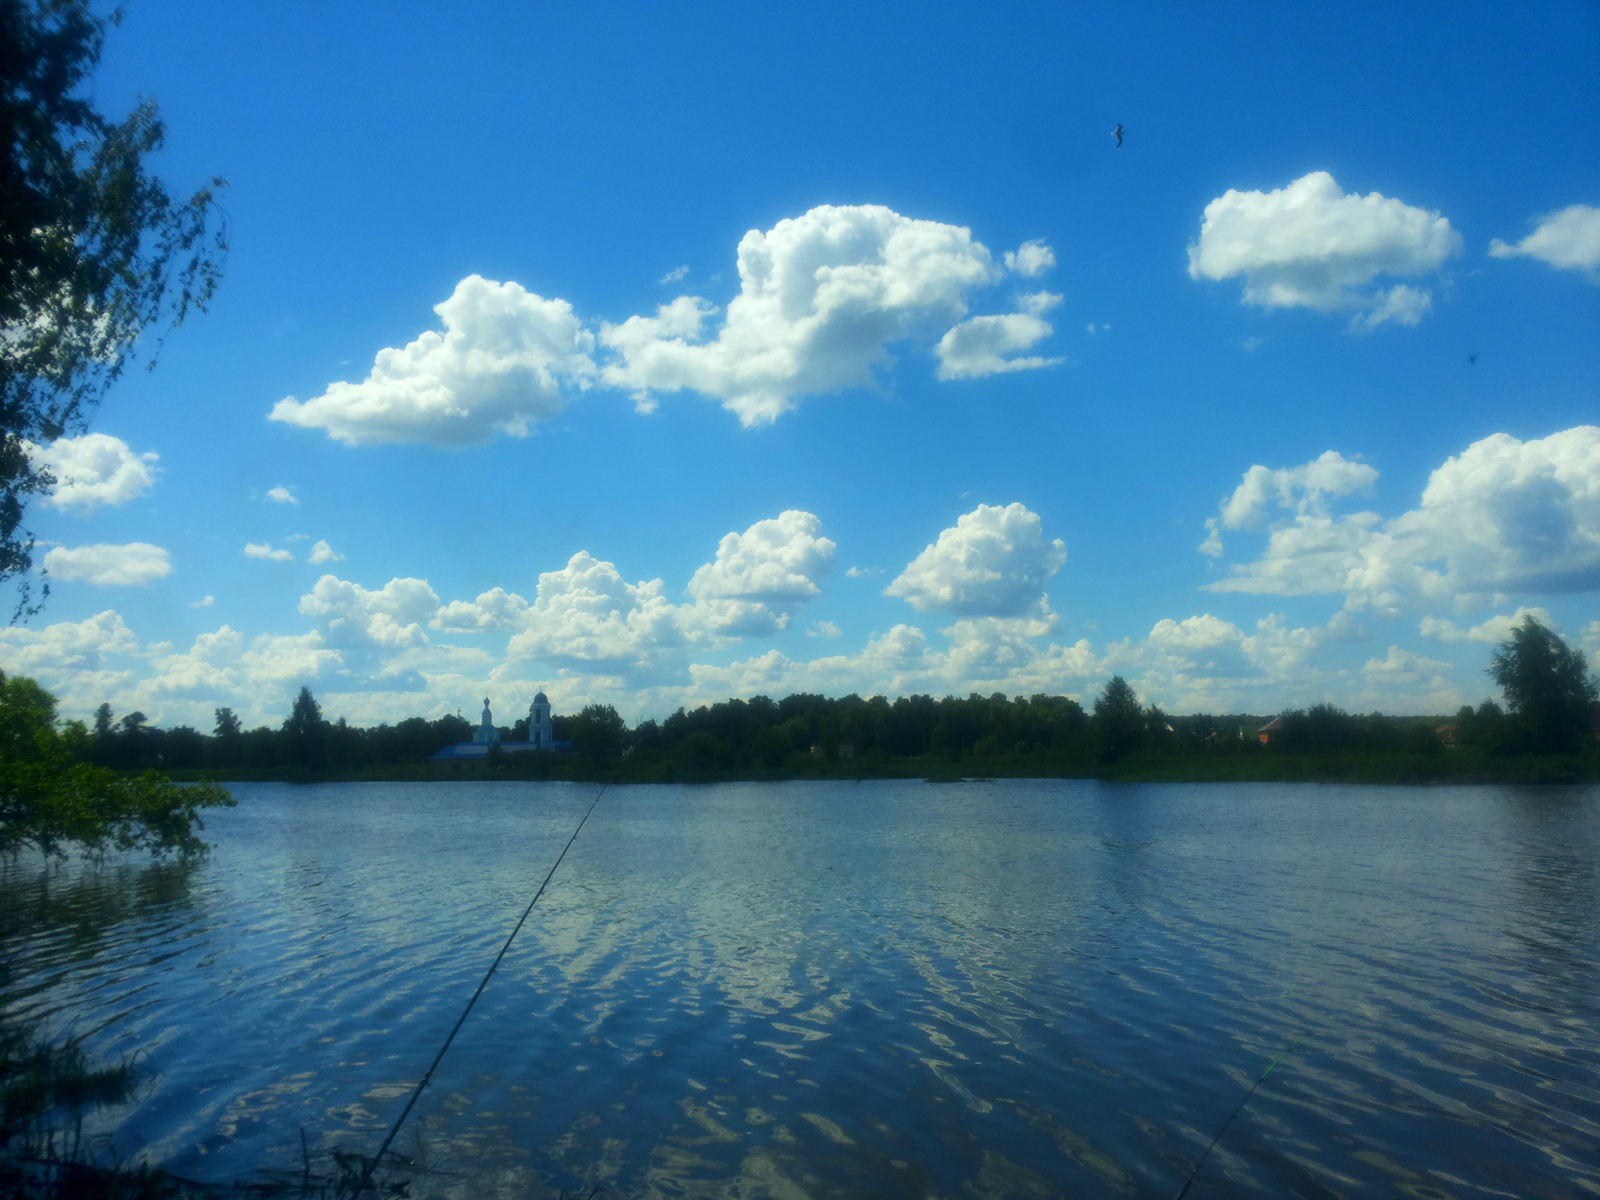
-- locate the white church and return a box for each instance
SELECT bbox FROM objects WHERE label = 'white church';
[429,691,570,760]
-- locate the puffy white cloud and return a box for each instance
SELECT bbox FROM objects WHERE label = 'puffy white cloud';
[885,502,1066,619]
[245,542,294,562]
[1363,646,1451,681]
[1420,606,1555,644]
[1187,171,1460,328]
[266,485,297,504]
[660,265,690,283]
[683,510,835,636]
[44,542,171,586]
[308,539,344,564]
[431,586,530,633]
[1218,450,1378,532]
[601,204,1006,425]
[1207,426,1600,613]
[1003,240,1056,277]
[191,594,215,608]
[299,575,439,649]
[0,609,138,676]
[934,291,1064,380]
[507,551,688,672]
[26,433,158,515]
[806,620,842,639]
[1489,205,1600,280]
[270,275,597,446]
[845,565,882,578]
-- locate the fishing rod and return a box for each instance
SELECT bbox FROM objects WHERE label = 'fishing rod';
[1173,1033,1303,1199]
[356,785,608,1195]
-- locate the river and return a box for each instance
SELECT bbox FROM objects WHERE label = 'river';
[2,779,1597,1197]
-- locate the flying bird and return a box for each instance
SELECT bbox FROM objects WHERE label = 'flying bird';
[1468,354,1478,366]
[1113,123,1124,148]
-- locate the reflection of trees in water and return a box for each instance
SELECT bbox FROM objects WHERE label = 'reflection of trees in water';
[0,856,200,964]
[1499,786,1600,970]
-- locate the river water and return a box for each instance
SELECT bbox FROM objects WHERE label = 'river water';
[2,780,1597,1198]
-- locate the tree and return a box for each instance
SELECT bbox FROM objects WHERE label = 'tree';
[3,0,227,617]
[0,669,232,858]
[282,686,325,769]
[1487,615,1599,755]
[1093,675,1144,762]
[213,707,240,738]
[570,703,626,768]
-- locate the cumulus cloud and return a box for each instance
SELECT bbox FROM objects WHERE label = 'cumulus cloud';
[1217,450,1379,533]
[431,586,530,633]
[1489,205,1600,280]
[507,551,688,672]
[299,575,439,649]
[192,595,215,608]
[1207,426,1600,613]
[1003,240,1056,277]
[0,609,138,676]
[885,502,1066,619]
[270,276,598,446]
[308,540,344,564]
[683,510,836,636]
[26,433,158,515]
[806,620,842,638]
[660,265,690,284]
[43,542,171,586]
[601,204,1011,425]
[1187,171,1460,329]
[1420,606,1555,644]
[934,291,1064,380]
[245,542,294,562]
[267,485,297,504]
[1363,645,1451,683]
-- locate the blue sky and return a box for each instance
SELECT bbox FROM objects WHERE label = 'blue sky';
[5,1,1598,730]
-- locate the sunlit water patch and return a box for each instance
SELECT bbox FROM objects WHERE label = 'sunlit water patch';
[2,780,1597,1197]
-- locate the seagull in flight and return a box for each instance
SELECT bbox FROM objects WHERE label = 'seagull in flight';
[1113,123,1124,148]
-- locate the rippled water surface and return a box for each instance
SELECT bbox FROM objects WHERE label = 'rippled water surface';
[3,780,1599,1198]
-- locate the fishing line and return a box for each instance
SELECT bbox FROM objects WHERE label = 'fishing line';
[357,784,608,1194]
[1173,1033,1303,1200]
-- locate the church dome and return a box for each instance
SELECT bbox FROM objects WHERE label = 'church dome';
[534,691,548,704]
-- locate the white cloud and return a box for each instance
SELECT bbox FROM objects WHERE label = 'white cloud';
[601,204,1006,425]
[0,609,138,678]
[1363,645,1451,682]
[660,265,690,283]
[299,575,439,649]
[191,595,215,608]
[507,551,689,673]
[308,539,344,564]
[270,275,598,446]
[934,291,1064,380]
[1489,205,1600,280]
[806,621,842,639]
[245,542,294,562]
[26,433,158,515]
[266,485,297,505]
[885,502,1066,619]
[1187,171,1460,328]
[1218,450,1379,532]
[431,586,530,633]
[1420,606,1555,644]
[43,542,171,586]
[1207,426,1600,613]
[683,510,836,636]
[1003,239,1056,277]
[845,565,882,578]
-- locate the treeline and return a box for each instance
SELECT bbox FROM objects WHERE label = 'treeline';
[59,614,1600,783]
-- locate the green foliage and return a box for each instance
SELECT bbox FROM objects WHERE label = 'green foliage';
[2,0,228,616]
[0,671,232,858]
[1093,675,1144,761]
[569,703,626,767]
[1487,614,1599,754]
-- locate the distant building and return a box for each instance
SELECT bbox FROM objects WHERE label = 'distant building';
[1257,716,1283,745]
[430,693,571,760]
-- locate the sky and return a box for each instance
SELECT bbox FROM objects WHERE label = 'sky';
[4,0,1598,732]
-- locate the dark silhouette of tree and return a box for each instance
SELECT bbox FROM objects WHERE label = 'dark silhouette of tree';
[570,703,626,768]
[1093,675,1144,762]
[282,686,325,769]
[213,707,240,738]
[2,0,227,618]
[1488,615,1598,754]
